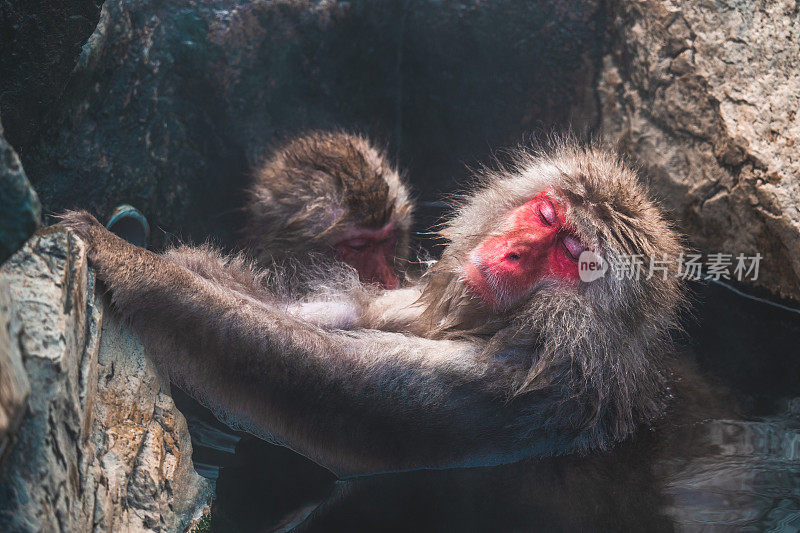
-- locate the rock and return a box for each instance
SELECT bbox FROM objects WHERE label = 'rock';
[0,230,212,532]
[599,0,800,300]
[10,0,601,248]
[0,115,41,265]
[0,0,103,152]
[0,258,30,466]
[0,114,34,455]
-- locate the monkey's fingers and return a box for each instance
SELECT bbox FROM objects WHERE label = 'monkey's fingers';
[57,210,104,241]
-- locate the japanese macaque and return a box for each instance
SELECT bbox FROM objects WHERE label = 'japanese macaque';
[61,140,691,477]
[240,131,414,289]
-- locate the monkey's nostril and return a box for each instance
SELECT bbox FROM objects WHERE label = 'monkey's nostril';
[506,252,521,263]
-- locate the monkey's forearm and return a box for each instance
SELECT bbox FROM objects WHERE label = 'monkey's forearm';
[60,213,533,475]
[164,245,365,329]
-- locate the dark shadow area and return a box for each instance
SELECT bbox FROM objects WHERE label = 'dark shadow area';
[684,280,800,414]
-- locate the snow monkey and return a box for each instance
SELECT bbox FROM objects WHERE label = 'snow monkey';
[61,140,690,477]
[240,131,414,289]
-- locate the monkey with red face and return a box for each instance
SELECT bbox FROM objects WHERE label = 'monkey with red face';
[61,140,695,476]
[173,130,414,505]
[240,131,413,289]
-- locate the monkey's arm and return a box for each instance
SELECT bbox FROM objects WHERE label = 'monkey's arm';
[61,212,544,476]
[162,244,365,330]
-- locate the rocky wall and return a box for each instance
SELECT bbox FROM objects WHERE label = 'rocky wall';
[0,116,40,265]
[0,230,211,531]
[599,0,800,300]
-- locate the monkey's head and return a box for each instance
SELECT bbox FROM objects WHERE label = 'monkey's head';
[242,131,413,289]
[421,140,686,452]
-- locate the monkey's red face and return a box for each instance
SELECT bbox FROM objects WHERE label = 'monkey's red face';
[463,190,584,308]
[335,223,400,289]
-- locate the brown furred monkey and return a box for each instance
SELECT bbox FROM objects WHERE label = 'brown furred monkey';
[61,140,690,477]
[240,131,414,289]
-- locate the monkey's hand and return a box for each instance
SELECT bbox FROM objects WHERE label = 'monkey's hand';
[58,210,127,269]
[58,209,166,296]
[59,210,286,315]
[58,210,106,250]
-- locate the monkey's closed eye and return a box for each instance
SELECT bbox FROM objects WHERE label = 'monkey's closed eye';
[343,239,369,251]
[561,235,584,261]
[538,200,557,227]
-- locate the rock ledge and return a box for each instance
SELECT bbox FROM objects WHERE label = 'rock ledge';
[0,230,211,532]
